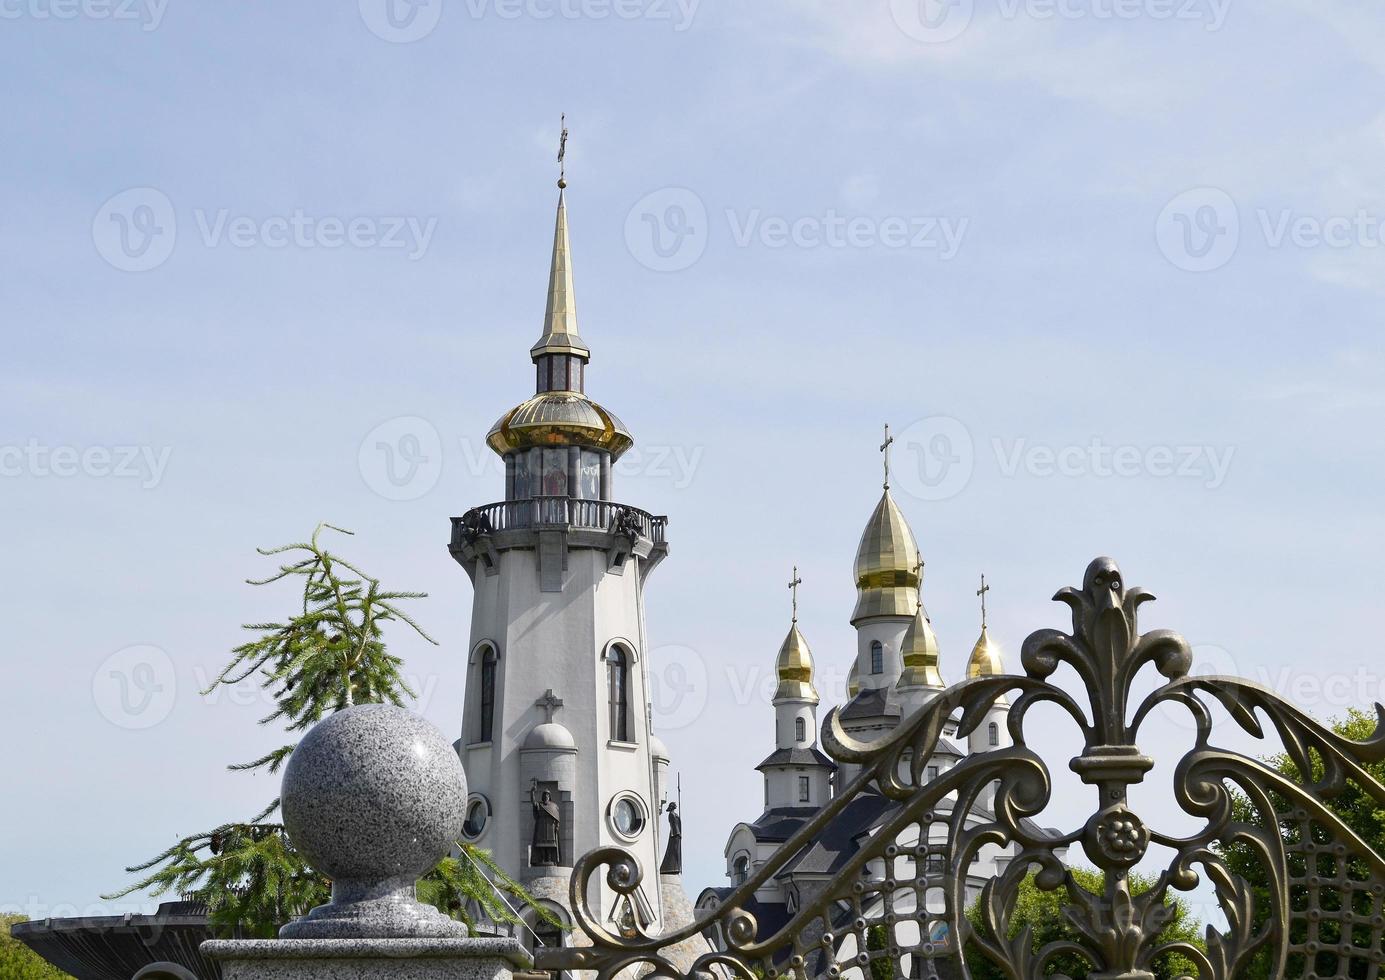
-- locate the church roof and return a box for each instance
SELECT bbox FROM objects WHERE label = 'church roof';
[966,625,1005,678]
[839,686,900,721]
[755,746,837,772]
[486,390,633,459]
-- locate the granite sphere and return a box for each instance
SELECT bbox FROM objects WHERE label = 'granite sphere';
[281,703,466,886]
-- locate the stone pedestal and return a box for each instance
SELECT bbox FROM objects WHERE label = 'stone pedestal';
[203,937,530,980]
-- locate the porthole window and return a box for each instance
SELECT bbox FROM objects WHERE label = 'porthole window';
[608,793,647,841]
[461,794,491,841]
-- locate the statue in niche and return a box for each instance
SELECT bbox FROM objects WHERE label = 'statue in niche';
[530,781,562,867]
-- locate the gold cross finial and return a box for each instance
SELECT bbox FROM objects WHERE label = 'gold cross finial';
[913,558,925,613]
[788,565,803,623]
[880,423,894,490]
[558,114,569,188]
[977,573,991,629]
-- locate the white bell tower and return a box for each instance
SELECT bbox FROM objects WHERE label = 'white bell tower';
[449,174,672,943]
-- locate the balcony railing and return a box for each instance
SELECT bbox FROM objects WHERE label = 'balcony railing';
[453,497,668,546]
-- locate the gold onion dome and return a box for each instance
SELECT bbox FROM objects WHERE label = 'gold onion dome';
[486,393,633,458]
[966,626,1005,679]
[774,623,819,703]
[851,489,922,624]
[898,606,945,689]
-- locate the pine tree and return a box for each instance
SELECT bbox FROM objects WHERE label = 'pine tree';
[106,524,557,938]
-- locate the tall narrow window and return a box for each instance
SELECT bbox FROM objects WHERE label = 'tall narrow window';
[798,776,811,803]
[733,855,750,885]
[794,717,806,743]
[608,646,630,742]
[988,722,1000,747]
[479,647,497,743]
[870,641,884,675]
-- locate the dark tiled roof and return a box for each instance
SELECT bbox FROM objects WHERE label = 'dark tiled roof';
[755,746,838,771]
[748,806,818,843]
[839,687,900,721]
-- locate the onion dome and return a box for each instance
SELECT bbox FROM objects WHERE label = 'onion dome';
[966,626,1005,679]
[486,391,634,459]
[774,623,819,704]
[851,489,922,624]
[898,607,945,690]
[523,721,577,752]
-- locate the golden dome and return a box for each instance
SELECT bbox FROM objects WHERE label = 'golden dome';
[966,626,1005,679]
[898,606,945,690]
[486,391,634,460]
[851,489,921,624]
[846,661,860,699]
[774,623,819,703]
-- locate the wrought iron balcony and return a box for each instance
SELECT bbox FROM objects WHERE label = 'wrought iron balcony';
[451,497,668,549]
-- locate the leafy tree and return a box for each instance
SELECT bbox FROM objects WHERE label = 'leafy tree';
[964,868,1204,979]
[1217,707,1385,980]
[105,525,557,938]
[0,916,73,979]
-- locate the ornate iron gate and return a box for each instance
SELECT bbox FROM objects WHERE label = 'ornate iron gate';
[537,558,1385,980]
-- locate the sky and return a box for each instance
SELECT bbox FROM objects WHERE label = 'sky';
[4,0,1385,934]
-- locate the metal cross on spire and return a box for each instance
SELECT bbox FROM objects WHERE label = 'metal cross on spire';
[788,565,803,623]
[535,688,564,724]
[977,573,991,630]
[913,558,925,613]
[880,423,894,490]
[557,114,569,188]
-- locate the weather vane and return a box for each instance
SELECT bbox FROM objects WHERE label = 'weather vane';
[558,113,569,188]
[880,423,894,490]
[788,565,803,623]
[977,573,991,629]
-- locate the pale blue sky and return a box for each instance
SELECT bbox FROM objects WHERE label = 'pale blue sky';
[4,0,1385,927]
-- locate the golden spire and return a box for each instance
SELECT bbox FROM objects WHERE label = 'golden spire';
[531,117,589,361]
[967,574,1006,679]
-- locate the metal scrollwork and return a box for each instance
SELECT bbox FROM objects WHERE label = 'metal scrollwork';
[538,557,1385,980]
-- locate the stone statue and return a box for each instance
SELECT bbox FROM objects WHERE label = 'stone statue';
[530,782,562,867]
[659,802,682,875]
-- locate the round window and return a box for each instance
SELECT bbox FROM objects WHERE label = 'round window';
[609,795,646,839]
[462,795,490,840]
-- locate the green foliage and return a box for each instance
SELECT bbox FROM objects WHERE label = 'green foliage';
[1216,707,1385,980]
[0,917,73,978]
[866,922,895,980]
[106,524,558,939]
[964,868,1204,980]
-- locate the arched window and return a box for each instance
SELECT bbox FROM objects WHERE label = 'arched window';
[478,647,497,743]
[870,641,884,675]
[794,717,806,742]
[732,854,750,885]
[608,645,630,742]
[988,722,1000,747]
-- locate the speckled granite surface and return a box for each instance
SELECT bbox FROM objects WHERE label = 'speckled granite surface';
[277,704,469,939]
[203,937,530,980]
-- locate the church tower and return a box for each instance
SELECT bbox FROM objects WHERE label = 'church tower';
[758,569,835,810]
[449,174,671,943]
[842,427,923,742]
